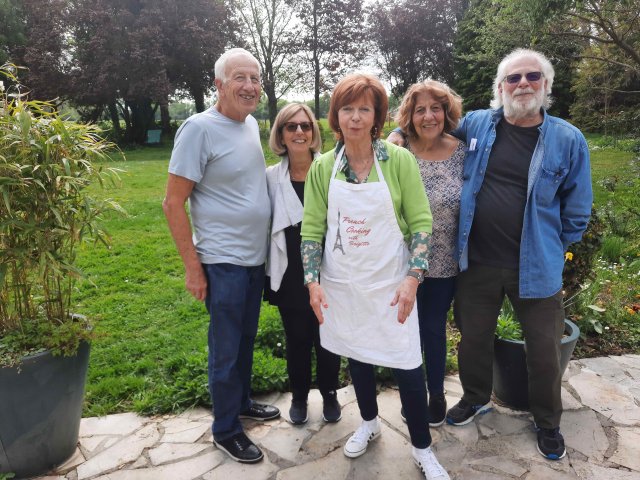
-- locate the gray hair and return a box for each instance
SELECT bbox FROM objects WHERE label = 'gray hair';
[214,48,260,83]
[490,48,555,110]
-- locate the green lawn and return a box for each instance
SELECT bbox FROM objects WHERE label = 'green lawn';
[74,133,639,417]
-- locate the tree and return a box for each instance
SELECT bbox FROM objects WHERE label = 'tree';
[296,0,367,118]
[236,0,301,125]
[161,0,236,113]
[369,0,466,97]
[11,0,68,103]
[524,0,640,74]
[0,0,25,66]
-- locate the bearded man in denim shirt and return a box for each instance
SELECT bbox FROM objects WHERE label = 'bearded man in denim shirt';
[445,48,592,460]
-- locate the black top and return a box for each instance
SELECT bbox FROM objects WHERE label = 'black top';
[264,180,310,309]
[468,120,540,269]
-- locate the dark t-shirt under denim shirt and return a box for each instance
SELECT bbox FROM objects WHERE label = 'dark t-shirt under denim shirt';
[468,120,540,269]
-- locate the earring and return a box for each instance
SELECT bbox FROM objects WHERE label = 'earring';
[371,126,379,138]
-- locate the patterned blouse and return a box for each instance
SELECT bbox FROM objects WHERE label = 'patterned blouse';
[407,139,464,278]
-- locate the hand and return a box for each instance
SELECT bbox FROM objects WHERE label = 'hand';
[390,276,419,324]
[185,264,208,301]
[387,130,405,147]
[308,282,328,324]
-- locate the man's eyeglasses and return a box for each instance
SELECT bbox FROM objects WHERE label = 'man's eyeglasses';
[504,71,544,84]
[283,122,313,132]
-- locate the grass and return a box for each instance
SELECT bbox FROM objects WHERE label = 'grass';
[73,130,639,417]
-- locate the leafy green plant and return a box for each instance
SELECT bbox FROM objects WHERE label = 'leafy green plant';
[0,64,123,367]
[495,298,523,341]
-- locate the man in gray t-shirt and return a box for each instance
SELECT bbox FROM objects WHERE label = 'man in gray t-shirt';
[163,48,279,464]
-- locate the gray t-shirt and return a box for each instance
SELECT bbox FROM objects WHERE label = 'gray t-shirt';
[168,107,270,266]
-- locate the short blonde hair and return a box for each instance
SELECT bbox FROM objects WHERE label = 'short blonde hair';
[328,73,388,142]
[395,80,463,139]
[268,103,322,156]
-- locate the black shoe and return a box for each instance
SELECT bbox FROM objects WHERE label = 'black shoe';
[214,432,263,463]
[322,391,342,423]
[239,402,281,421]
[428,393,447,427]
[536,426,566,460]
[446,399,492,426]
[289,399,308,425]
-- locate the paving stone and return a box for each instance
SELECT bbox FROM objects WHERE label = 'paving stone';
[441,422,479,448]
[569,370,640,426]
[148,442,210,466]
[276,447,351,480]
[609,427,640,472]
[76,423,161,479]
[478,409,531,436]
[526,461,579,479]
[177,407,211,421]
[159,417,210,443]
[203,451,278,480]
[467,455,528,477]
[572,459,640,480]
[79,412,147,437]
[130,456,148,469]
[444,375,464,397]
[259,421,311,463]
[450,467,511,479]
[79,435,116,455]
[376,387,408,437]
[93,451,224,480]
[561,385,583,410]
[300,401,362,460]
[562,409,609,462]
[344,425,423,480]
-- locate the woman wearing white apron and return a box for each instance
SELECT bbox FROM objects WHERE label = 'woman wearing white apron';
[301,74,450,480]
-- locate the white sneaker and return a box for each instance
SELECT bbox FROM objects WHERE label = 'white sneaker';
[412,446,450,480]
[343,418,381,458]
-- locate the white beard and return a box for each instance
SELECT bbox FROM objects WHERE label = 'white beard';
[503,87,545,120]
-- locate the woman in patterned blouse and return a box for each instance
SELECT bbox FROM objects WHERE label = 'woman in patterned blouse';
[395,80,464,428]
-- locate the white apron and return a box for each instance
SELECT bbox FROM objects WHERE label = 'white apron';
[319,147,422,369]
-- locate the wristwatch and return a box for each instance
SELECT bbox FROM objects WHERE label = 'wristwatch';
[406,269,425,284]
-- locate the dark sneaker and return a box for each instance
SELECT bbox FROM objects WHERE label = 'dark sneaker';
[322,391,342,423]
[214,432,263,463]
[289,399,308,425]
[239,402,281,421]
[428,393,447,427]
[446,399,492,426]
[536,426,566,460]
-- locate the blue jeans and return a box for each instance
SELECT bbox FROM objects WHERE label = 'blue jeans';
[416,277,456,395]
[348,358,431,449]
[203,263,265,441]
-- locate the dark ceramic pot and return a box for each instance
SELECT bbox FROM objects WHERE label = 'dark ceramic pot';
[0,340,90,478]
[492,319,579,410]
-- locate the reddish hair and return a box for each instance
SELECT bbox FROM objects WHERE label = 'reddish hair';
[328,73,388,141]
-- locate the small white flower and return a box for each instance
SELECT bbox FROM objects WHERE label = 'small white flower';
[0,80,4,92]
[276,342,282,347]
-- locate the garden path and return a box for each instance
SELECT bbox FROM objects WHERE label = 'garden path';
[36,354,640,480]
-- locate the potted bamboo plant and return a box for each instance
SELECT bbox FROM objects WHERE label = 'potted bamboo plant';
[0,65,122,478]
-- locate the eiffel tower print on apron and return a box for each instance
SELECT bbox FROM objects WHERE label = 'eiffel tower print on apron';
[333,210,345,254]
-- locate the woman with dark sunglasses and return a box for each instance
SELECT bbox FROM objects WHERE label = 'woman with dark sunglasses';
[264,103,342,425]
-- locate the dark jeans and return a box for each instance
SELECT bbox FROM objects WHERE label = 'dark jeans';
[203,263,265,442]
[279,306,341,401]
[416,277,455,395]
[348,358,431,449]
[454,263,565,428]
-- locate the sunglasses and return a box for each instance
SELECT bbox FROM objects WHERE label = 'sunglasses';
[504,71,544,84]
[283,122,313,132]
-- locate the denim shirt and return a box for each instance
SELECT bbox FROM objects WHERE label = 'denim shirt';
[455,108,592,298]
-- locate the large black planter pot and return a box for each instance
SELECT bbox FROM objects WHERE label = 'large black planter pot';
[0,340,90,478]
[492,319,579,411]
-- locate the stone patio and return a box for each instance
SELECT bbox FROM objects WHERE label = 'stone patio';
[34,354,640,480]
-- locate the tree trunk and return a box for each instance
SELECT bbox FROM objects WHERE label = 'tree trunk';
[160,103,171,134]
[191,87,205,113]
[107,102,122,143]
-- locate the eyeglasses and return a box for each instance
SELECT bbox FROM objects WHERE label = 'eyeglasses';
[503,71,544,84]
[283,122,313,132]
